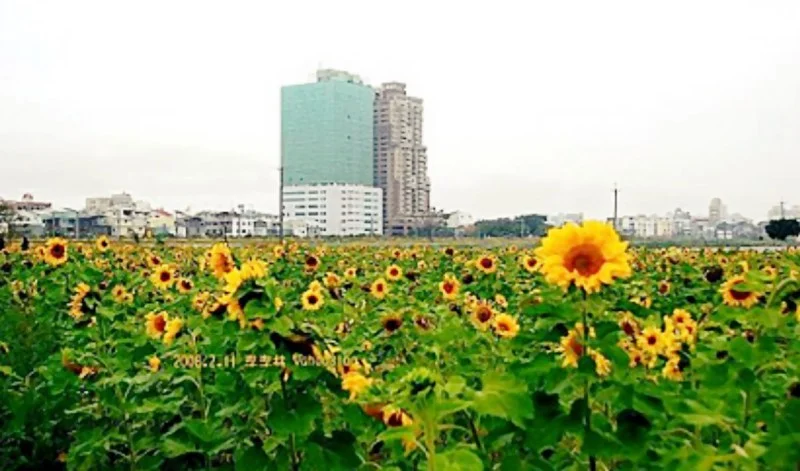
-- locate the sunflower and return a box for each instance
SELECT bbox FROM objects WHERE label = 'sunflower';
[662,356,682,381]
[386,264,402,281]
[163,318,184,345]
[148,356,161,372]
[94,236,111,253]
[657,280,671,295]
[443,247,455,257]
[192,292,211,312]
[150,265,175,290]
[590,349,612,377]
[417,260,427,271]
[439,274,460,300]
[177,278,194,294]
[208,243,235,279]
[494,293,508,309]
[68,283,91,320]
[44,238,69,266]
[324,272,341,288]
[631,295,652,309]
[341,371,373,400]
[558,330,584,368]
[637,327,662,355]
[381,313,403,333]
[720,275,760,308]
[145,311,169,339]
[344,267,357,279]
[618,311,639,338]
[304,254,320,271]
[370,278,388,300]
[493,314,520,338]
[383,407,413,427]
[147,254,163,268]
[521,254,539,273]
[475,254,497,274]
[470,301,494,330]
[308,280,324,293]
[302,289,324,311]
[272,244,285,258]
[534,221,631,293]
[241,259,268,279]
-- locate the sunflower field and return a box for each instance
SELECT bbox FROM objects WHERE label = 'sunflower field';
[1,223,799,471]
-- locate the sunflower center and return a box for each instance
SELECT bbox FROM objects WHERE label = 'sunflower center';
[564,244,605,276]
[477,307,492,323]
[160,271,171,282]
[182,281,191,290]
[308,294,318,305]
[568,336,584,356]
[443,282,454,294]
[527,258,536,267]
[306,256,318,267]
[622,321,636,336]
[154,315,166,332]
[730,282,752,301]
[647,335,657,345]
[384,318,401,331]
[386,412,404,427]
[480,258,493,269]
[497,321,510,332]
[376,284,384,293]
[51,244,65,258]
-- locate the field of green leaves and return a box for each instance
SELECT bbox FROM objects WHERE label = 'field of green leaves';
[1,223,799,470]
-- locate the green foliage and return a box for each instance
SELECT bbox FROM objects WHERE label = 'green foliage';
[765,218,800,241]
[0,239,798,470]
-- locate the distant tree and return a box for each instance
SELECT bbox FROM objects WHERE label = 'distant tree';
[470,214,548,238]
[765,219,800,241]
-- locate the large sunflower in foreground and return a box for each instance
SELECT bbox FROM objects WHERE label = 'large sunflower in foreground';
[534,221,631,293]
[720,275,760,308]
[44,238,69,266]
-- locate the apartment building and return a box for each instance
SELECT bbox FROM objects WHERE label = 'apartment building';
[374,82,431,235]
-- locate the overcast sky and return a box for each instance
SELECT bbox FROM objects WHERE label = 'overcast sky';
[1,1,799,221]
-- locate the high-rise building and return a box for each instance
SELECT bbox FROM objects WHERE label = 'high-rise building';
[281,69,374,186]
[374,82,431,235]
[708,198,727,224]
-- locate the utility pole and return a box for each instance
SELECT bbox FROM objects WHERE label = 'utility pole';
[780,200,786,219]
[612,183,619,230]
[278,166,284,240]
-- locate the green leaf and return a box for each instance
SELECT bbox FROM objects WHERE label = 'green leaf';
[444,375,467,396]
[431,448,484,471]
[161,438,198,458]
[235,445,270,470]
[472,373,533,427]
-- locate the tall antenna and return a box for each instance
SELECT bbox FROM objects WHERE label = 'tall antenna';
[612,183,619,229]
[780,199,786,219]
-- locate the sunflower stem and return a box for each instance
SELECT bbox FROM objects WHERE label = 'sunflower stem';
[582,290,597,471]
[464,411,484,452]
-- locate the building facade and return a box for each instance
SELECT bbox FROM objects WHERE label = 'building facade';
[281,69,374,187]
[282,184,382,237]
[1,193,52,212]
[374,82,431,236]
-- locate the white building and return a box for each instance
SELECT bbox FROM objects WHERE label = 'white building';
[444,211,474,229]
[547,213,584,227]
[282,184,383,237]
[197,211,256,238]
[767,204,800,221]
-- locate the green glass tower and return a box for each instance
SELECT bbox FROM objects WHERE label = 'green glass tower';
[281,70,374,186]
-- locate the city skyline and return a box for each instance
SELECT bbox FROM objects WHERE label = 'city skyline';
[1,1,799,221]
